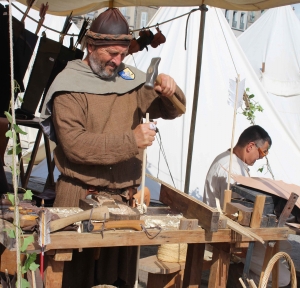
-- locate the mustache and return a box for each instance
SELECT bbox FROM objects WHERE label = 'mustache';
[106,61,117,69]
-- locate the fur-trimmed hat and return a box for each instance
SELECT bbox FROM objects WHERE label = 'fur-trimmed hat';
[85,8,133,46]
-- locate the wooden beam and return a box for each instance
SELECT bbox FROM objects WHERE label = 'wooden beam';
[21,228,290,252]
[159,184,220,232]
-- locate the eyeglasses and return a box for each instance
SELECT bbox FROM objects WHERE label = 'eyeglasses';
[255,144,269,158]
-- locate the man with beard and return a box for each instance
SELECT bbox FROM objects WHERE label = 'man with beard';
[40,8,186,288]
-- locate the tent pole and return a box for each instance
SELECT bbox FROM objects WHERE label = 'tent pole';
[184,4,208,194]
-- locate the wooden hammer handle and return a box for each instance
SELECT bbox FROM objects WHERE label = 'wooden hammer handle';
[92,220,144,231]
[156,76,186,114]
[50,207,109,232]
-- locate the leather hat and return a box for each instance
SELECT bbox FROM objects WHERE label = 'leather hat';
[85,8,133,46]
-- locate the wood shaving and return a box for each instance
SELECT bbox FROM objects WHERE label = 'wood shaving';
[108,204,138,215]
[47,207,83,218]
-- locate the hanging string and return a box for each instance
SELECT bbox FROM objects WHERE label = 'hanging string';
[9,1,79,36]
[184,8,200,50]
[156,129,176,188]
[131,7,201,33]
[214,7,238,75]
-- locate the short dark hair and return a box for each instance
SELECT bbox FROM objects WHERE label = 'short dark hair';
[236,125,272,147]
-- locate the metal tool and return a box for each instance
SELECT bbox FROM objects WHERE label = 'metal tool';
[144,57,186,114]
[49,206,109,232]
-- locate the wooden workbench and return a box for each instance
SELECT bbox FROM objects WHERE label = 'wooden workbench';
[0,183,295,288]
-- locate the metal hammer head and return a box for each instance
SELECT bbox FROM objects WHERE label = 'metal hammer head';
[144,57,161,89]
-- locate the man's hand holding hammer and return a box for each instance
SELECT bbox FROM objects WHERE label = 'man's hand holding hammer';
[153,73,177,98]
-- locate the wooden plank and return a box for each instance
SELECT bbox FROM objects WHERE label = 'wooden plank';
[20,228,290,252]
[208,244,230,288]
[53,249,73,261]
[250,195,266,228]
[159,184,220,232]
[44,255,64,288]
[182,243,205,287]
[225,202,253,226]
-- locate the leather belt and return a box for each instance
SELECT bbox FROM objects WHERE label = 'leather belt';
[85,186,137,205]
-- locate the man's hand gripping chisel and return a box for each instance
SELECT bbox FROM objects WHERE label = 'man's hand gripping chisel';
[144,57,186,114]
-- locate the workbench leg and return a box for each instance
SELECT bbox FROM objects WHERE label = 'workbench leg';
[208,244,230,288]
[259,241,279,288]
[182,243,205,288]
[44,255,64,288]
[147,270,183,288]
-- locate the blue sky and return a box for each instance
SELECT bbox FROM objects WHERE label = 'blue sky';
[293,3,300,20]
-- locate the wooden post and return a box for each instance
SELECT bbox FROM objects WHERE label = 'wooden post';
[250,195,266,228]
[182,218,204,288]
[259,241,279,288]
[208,243,231,288]
[262,62,265,73]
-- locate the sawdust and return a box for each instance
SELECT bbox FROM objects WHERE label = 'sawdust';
[108,204,137,215]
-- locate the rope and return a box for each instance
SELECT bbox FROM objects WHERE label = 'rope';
[9,2,79,36]
[214,7,238,75]
[259,252,297,288]
[131,7,200,33]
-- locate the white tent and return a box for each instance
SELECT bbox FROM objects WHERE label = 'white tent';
[124,6,300,200]
[238,6,300,145]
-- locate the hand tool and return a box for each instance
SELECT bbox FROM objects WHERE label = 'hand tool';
[49,206,109,232]
[81,219,145,233]
[144,57,186,114]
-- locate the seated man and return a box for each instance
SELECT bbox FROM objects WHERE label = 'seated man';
[203,125,291,287]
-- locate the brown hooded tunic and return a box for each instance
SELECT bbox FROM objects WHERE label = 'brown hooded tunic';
[40,59,186,287]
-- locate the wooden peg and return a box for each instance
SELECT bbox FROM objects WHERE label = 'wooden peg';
[223,189,232,211]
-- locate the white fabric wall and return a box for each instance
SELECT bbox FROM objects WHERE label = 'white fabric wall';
[124,6,300,200]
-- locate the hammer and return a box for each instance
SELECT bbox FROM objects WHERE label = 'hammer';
[144,57,186,114]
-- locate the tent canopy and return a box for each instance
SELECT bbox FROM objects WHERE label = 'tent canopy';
[15,0,300,16]
[123,6,300,200]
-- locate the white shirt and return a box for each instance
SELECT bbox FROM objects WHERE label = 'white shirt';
[203,149,249,208]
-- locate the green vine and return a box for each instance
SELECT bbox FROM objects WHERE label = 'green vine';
[4,81,39,287]
[239,88,274,179]
[241,88,264,125]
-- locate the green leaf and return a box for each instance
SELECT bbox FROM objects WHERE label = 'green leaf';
[13,124,27,135]
[21,235,34,252]
[20,278,30,288]
[246,88,250,92]
[22,253,38,273]
[16,144,22,155]
[7,148,13,155]
[3,228,15,238]
[5,130,13,138]
[7,193,15,205]
[249,94,255,99]
[29,262,40,271]
[23,190,33,200]
[4,111,12,123]
[258,168,264,173]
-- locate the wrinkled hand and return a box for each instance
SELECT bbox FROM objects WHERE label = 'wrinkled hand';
[154,73,176,98]
[133,122,157,148]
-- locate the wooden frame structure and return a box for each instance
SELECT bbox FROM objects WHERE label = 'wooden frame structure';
[0,183,294,287]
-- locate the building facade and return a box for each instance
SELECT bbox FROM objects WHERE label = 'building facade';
[222,9,265,36]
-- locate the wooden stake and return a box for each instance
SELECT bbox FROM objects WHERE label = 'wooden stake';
[225,75,240,210]
[134,113,149,288]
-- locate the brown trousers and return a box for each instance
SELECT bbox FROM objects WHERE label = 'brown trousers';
[54,176,138,287]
